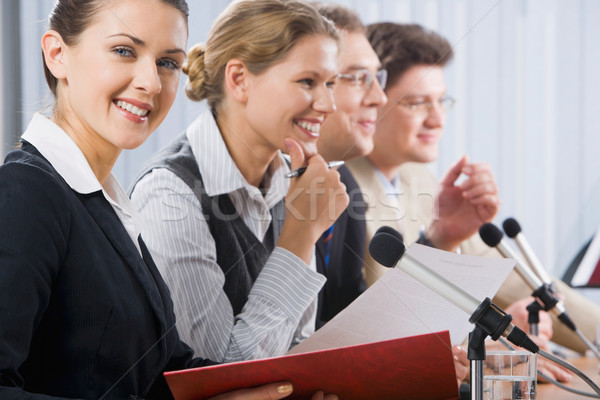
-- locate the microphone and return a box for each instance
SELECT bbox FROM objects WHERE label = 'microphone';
[371,226,600,397]
[502,217,554,286]
[479,223,576,331]
[368,228,539,353]
[374,225,404,241]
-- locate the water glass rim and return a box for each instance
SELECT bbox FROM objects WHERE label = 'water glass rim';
[486,350,533,356]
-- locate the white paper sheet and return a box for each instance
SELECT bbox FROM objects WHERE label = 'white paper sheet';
[289,243,515,354]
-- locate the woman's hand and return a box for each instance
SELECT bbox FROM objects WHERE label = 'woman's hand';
[278,138,349,263]
[453,345,469,387]
[208,382,294,400]
[208,382,339,400]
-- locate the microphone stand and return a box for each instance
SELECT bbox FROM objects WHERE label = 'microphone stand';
[466,298,535,400]
[526,300,543,337]
[531,283,600,359]
[369,231,600,397]
[479,224,600,356]
[466,297,600,399]
[467,326,487,400]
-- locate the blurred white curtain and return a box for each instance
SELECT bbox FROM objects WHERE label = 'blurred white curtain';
[11,0,600,278]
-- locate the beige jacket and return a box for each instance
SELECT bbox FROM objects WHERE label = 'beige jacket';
[347,156,600,353]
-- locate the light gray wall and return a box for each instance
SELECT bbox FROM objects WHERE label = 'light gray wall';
[7,0,600,279]
[0,0,21,156]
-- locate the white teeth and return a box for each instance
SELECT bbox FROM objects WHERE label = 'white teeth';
[296,120,320,134]
[116,100,149,117]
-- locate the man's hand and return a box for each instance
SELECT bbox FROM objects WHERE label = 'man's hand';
[504,297,573,383]
[426,155,500,251]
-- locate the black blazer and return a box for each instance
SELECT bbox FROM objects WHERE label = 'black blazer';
[0,142,210,399]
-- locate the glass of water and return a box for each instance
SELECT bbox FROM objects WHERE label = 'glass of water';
[483,350,537,400]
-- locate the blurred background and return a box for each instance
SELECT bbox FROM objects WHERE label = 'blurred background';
[2,0,600,290]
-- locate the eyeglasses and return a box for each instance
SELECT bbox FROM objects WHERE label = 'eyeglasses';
[337,69,388,91]
[396,95,456,115]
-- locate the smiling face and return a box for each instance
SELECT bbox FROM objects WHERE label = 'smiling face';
[317,32,387,162]
[370,64,447,168]
[243,34,339,158]
[54,0,187,156]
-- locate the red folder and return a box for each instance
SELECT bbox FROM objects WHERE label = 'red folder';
[164,331,459,400]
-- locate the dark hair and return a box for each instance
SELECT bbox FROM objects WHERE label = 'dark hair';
[43,0,189,96]
[366,22,453,88]
[183,0,339,112]
[313,2,365,33]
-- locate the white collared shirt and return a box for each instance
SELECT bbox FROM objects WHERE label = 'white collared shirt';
[131,110,324,362]
[189,111,289,243]
[22,113,144,254]
[374,166,402,201]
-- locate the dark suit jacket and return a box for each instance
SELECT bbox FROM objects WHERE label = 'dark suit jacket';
[0,142,210,399]
[315,166,367,328]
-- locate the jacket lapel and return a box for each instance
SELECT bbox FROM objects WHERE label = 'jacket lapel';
[347,157,405,236]
[78,191,167,332]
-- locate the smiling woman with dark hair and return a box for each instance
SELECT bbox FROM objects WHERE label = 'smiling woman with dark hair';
[0,1,333,399]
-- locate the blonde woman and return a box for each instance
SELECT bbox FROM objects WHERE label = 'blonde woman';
[130,0,348,363]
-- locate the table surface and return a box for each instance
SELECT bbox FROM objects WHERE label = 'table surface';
[536,356,600,399]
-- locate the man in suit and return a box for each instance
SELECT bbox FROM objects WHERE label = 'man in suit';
[347,21,600,355]
[347,22,500,286]
[313,3,388,328]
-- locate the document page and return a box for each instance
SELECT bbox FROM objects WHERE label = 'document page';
[289,244,515,354]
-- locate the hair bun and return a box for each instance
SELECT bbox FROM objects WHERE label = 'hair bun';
[183,43,208,102]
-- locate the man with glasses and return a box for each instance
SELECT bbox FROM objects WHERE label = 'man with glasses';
[313,9,468,387]
[347,22,500,287]
[312,13,572,387]
[348,22,597,362]
[312,3,388,328]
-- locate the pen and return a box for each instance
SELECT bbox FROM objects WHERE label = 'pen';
[285,160,345,178]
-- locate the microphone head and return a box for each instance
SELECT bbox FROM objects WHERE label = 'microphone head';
[369,232,406,268]
[479,223,504,248]
[502,217,522,238]
[374,225,404,242]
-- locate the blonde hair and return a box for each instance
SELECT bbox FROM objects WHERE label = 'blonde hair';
[183,0,339,112]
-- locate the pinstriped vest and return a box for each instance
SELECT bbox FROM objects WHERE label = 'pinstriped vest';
[130,132,285,315]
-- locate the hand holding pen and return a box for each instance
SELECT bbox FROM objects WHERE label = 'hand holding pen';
[285,160,345,178]
[277,138,349,264]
